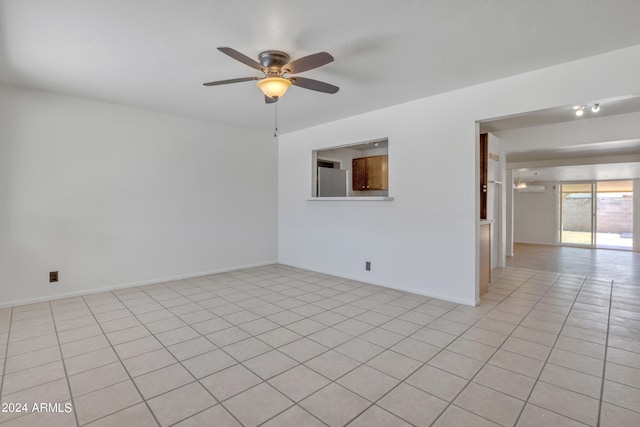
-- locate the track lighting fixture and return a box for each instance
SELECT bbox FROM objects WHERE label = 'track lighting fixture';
[573,103,601,116]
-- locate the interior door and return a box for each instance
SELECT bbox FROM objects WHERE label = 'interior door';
[560,183,595,246]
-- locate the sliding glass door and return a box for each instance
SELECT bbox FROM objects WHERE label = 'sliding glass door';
[560,180,634,249]
[560,183,595,246]
[595,180,633,249]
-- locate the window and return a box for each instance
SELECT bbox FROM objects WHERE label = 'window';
[312,139,389,198]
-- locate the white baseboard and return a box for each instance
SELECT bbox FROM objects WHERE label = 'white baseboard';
[0,260,278,309]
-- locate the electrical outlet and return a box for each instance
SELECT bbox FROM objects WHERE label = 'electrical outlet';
[50,271,58,283]
[365,261,371,271]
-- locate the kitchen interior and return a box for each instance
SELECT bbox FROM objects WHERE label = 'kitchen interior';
[313,139,389,197]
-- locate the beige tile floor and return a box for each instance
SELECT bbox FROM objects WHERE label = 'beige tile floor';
[0,265,639,426]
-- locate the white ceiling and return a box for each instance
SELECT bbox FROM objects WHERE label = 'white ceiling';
[493,97,640,184]
[2,1,640,133]
[481,96,640,133]
[514,162,640,183]
[508,136,640,184]
[507,139,640,163]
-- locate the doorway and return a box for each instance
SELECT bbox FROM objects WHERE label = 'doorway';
[560,180,633,249]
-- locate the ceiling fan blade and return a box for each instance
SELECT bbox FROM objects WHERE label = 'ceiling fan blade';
[217,47,263,70]
[265,96,278,104]
[284,52,334,74]
[291,76,339,94]
[203,77,259,86]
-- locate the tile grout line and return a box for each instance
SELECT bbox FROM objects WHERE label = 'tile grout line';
[169,271,436,364]
[267,316,468,425]
[77,272,338,427]
[0,308,14,411]
[473,277,598,391]
[0,314,186,373]
[343,304,467,427]
[0,308,77,426]
[103,272,319,417]
[113,282,325,427]
[341,269,541,426]
[596,279,615,427]
[273,288,484,425]
[343,269,549,426]
[1,266,629,427]
[223,272,472,427]
[47,302,81,427]
[99,291,244,427]
[257,298,463,427]
[183,273,371,427]
[133,274,326,427]
[426,271,565,427]
[0,272,556,416]
[0,276,576,422]
[0,304,137,364]
[247,270,620,426]
[175,270,450,427]
[511,275,592,426]
[78,294,163,427]
[177,269,381,426]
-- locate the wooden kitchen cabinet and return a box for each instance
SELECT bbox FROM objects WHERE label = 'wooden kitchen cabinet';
[352,157,367,190]
[480,133,488,219]
[352,155,388,191]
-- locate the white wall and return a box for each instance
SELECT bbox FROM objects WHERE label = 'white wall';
[486,133,501,268]
[513,184,559,245]
[0,84,278,307]
[279,44,640,305]
[506,170,514,256]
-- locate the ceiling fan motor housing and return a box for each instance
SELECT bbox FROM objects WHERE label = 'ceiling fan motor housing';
[259,51,291,75]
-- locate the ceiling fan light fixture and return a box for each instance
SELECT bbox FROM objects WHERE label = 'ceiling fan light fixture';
[257,77,291,98]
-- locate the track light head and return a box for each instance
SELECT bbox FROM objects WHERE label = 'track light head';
[573,103,601,116]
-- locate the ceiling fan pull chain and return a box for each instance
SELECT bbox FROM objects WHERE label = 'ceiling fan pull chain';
[274,101,278,139]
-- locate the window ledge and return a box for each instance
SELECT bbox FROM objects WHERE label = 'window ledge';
[307,196,394,201]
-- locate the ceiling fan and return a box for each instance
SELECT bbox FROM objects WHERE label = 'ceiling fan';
[203,47,339,103]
